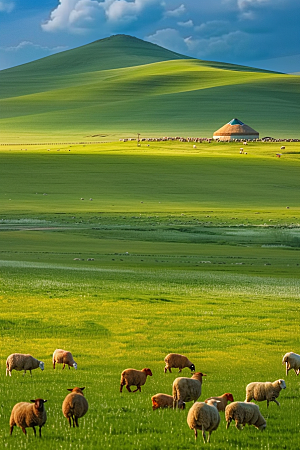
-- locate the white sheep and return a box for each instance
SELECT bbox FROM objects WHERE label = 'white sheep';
[187,399,220,443]
[204,392,234,412]
[151,393,185,410]
[282,352,300,376]
[9,398,47,437]
[245,379,286,407]
[62,387,88,428]
[6,353,44,377]
[173,372,206,407]
[225,401,266,431]
[164,353,195,373]
[53,349,77,370]
[120,368,152,393]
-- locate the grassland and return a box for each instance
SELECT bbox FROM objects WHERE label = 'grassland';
[1,139,300,448]
[1,35,300,142]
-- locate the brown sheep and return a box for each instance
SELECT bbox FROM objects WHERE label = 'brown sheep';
[120,368,152,393]
[10,398,47,437]
[62,387,88,428]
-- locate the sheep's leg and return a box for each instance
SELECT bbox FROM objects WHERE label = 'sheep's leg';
[75,417,79,427]
[30,370,32,377]
[178,368,182,373]
[21,427,27,435]
[39,426,42,437]
[53,360,56,369]
[296,369,300,376]
[132,386,141,392]
[207,431,212,443]
[226,419,231,430]
[274,399,280,406]
[267,400,269,408]
[168,368,172,373]
[193,428,197,440]
[164,366,167,373]
[62,363,65,370]
[67,417,72,427]
[32,426,36,437]
[202,427,207,443]
[126,385,132,393]
[9,425,14,435]
[72,415,76,428]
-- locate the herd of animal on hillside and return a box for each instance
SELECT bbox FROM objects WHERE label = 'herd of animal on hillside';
[5,349,300,443]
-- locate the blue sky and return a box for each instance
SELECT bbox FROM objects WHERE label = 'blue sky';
[0,0,299,72]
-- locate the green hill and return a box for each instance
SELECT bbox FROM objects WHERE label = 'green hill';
[0,34,300,142]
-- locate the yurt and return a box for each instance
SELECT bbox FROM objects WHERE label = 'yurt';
[213,118,259,141]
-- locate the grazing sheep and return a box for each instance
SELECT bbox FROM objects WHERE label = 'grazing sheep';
[205,393,234,411]
[120,368,152,393]
[187,399,220,443]
[151,393,185,410]
[53,349,77,370]
[6,353,44,377]
[62,387,88,428]
[164,353,195,373]
[173,372,206,407]
[225,401,266,431]
[282,352,300,376]
[10,398,47,437]
[245,379,286,407]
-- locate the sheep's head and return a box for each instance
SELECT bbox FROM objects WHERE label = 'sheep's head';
[178,400,186,410]
[73,362,78,370]
[278,379,286,390]
[192,372,206,381]
[67,387,85,394]
[189,363,196,372]
[39,361,45,371]
[142,368,153,376]
[30,399,47,412]
[225,393,234,402]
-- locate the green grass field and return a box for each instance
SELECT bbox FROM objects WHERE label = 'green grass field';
[1,35,300,142]
[1,140,300,448]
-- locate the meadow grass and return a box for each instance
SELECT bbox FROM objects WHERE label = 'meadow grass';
[1,140,300,448]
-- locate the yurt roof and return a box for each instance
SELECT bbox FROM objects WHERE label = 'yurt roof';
[213,118,259,136]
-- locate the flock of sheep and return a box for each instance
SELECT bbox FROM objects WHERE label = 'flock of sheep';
[6,349,87,437]
[5,349,300,443]
[120,351,299,443]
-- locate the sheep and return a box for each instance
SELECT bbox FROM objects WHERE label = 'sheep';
[225,401,266,431]
[120,368,152,393]
[6,353,44,377]
[204,393,234,411]
[52,349,77,370]
[164,353,195,373]
[282,352,300,376]
[62,387,88,428]
[9,398,47,437]
[172,372,206,407]
[187,399,220,443]
[151,393,185,410]
[245,379,286,407]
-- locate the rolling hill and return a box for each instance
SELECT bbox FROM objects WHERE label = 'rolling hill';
[0,34,300,142]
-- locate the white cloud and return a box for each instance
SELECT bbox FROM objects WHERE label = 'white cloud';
[4,41,67,53]
[42,0,106,33]
[0,1,14,13]
[42,0,165,33]
[165,4,185,17]
[147,28,189,54]
[178,19,193,28]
